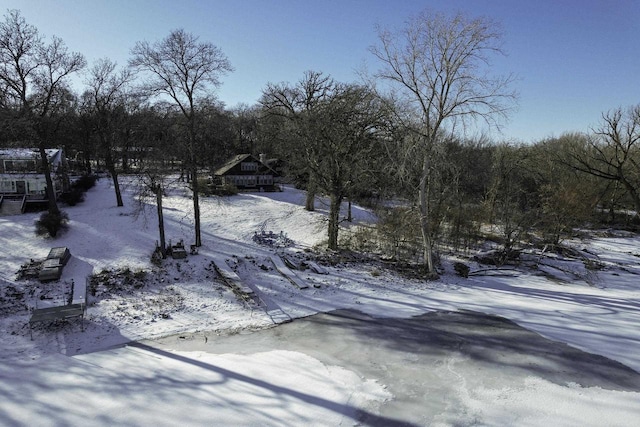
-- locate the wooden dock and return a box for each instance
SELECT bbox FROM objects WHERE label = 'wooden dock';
[270,256,308,289]
[212,260,260,307]
[212,257,292,324]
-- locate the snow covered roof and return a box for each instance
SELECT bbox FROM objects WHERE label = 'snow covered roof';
[0,148,63,161]
[214,153,253,176]
[214,153,279,177]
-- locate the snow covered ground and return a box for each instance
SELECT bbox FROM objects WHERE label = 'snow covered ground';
[1,177,639,426]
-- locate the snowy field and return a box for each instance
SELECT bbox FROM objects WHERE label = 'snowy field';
[1,177,640,426]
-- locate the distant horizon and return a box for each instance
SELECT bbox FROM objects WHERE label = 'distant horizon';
[2,0,639,143]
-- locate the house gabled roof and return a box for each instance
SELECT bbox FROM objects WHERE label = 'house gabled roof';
[0,148,62,163]
[214,154,253,176]
[214,153,280,177]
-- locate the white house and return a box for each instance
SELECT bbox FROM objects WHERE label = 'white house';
[0,148,68,198]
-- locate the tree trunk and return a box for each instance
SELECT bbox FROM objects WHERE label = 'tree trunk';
[38,146,60,215]
[328,192,343,250]
[418,154,437,277]
[347,200,353,222]
[121,150,129,173]
[305,175,316,211]
[620,177,640,219]
[192,165,202,246]
[305,190,316,212]
[188,111,202,247]
[104,151,123,207]
[155,184,166,257]
[111,172,123,207]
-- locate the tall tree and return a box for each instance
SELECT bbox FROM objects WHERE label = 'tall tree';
[134,142,172,259]
[84,58,134,207]
[261,70,335,211]
[0,9,85,215]
[562,106,640,217]
[194,100,235,169]
[527,137,602,244]
[485,143,539,253]
[263,73,389,249]
[229,104,259,154]
[128,104,179,257]
[370,10,516,276]
[130,29,233,247]
[313,84,390,249]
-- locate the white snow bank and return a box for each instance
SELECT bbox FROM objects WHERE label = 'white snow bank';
[0,348,389,426]
[457,376,640,427]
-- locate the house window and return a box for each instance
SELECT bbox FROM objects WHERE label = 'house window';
[0,180,16,192]
[241,162,258,172]
[258,175,272,185]
[3,159,37,172]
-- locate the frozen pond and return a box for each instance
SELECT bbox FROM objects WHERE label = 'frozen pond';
[143,309,640,425]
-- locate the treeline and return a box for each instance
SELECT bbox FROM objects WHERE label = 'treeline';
[355,127,640,267]
[1,9,638,274]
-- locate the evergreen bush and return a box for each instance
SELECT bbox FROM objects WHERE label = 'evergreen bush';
[72,174,98,192]
[59,188,85,206]
[35,210,69,237]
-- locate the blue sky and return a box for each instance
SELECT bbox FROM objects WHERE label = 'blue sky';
[2,0,639,142]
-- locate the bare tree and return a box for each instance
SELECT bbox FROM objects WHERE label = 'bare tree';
[261,71,334,211]
[229,103,259,154]
[526,136,602,244]
[370,10,516,276]
[84,58,134,207]
[0,9,86,215]
[134,161,171,259]
[130,29,233,247]
[129,104,180,258]
[263,72,389,249]
[484,143,540,254]
[563,106,640,217]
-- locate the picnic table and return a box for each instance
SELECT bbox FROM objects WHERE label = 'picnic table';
[29,303,85,339]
